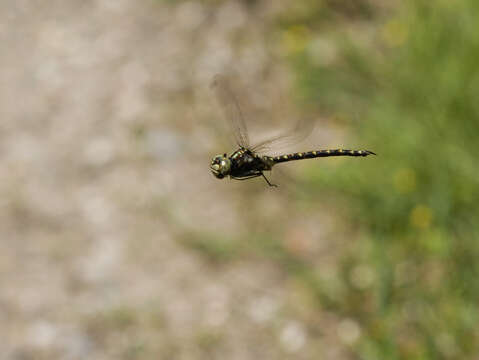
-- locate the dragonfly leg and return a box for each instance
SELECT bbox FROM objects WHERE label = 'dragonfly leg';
[231,174,261,181]
[231,172,277,187]
[261,173,278,187]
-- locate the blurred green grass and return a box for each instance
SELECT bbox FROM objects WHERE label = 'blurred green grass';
[175,0,479,358]
[282,0,479,358]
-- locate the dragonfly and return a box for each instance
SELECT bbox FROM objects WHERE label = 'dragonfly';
[209,74,375,187]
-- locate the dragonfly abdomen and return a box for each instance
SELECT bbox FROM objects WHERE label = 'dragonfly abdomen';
[272,149,376,164]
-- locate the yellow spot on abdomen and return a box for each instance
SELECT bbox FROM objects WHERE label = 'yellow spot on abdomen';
[283,155,288,159]
[312,151,317,155]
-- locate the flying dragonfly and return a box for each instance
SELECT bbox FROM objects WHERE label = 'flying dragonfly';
[209,74,375,187]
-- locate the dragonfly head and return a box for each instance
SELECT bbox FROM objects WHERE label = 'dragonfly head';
[210,154,231,179]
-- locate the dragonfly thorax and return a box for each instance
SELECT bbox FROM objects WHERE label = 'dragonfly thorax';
[210,154,231,179]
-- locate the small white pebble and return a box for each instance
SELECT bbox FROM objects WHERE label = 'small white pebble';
[248,296,279,324]
[337,318,361,345]
[28,320,57,348]
[280,321,306,353]
[83,137,115,166]
[176,1,206,30]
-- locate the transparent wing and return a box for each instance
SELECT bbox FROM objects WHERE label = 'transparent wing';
[251,118,315,155]
[210,74,250,148]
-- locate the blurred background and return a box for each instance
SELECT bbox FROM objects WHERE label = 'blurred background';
[1,0,478,359]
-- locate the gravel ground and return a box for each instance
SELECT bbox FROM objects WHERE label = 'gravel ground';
[0,1,357,359]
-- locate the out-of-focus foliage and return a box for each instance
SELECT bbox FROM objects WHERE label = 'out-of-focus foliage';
[280,0,479,358]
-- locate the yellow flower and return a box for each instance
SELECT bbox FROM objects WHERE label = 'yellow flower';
[282,25,310,55]
[410,204,433,229]
[393,168,416,194]
[382,19,408,47]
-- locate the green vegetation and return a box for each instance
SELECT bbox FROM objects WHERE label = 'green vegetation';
[171,0,479,358]
[280,0,479,358]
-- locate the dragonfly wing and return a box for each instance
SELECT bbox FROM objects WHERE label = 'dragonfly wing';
[210,74,250,148]
[251,117,315,155]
